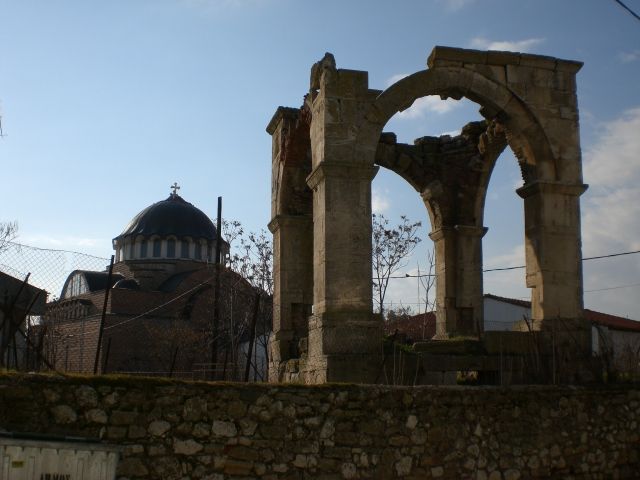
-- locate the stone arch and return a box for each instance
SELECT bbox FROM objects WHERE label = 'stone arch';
[352,50,586,340]
[268,47,589,384]
[357,68,555,184]
[373,119,507,337]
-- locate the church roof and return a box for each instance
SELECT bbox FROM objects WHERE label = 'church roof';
[60,270,125,299]
[114,193,217,242]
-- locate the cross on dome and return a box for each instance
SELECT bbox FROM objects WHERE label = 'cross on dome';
[170,182,181,196]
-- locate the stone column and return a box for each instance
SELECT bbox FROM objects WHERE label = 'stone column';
[517,181,588,341]
[266,107,314,381]
[305,162,381,383]
[298,58,383,383]
[268,214,313,381]
[429,227,458,338]
[454,224,488,336]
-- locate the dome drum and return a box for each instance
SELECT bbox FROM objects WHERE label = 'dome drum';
[113,193,229,264]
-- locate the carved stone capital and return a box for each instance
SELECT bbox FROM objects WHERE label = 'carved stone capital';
[454,225,488,238]
[428,226,455,242]
[306,162,378,190]
[268,214,313,234]
[516,181,588,199]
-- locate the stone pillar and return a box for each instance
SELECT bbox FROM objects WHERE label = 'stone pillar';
[268,214,313,381]
[266,107,314,382]
[305,163,381,383]
[455,224,487,336]
[517,181,588,342]
[429,227,457,338]
[302,58,383,383]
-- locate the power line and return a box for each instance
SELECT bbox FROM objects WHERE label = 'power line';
[483,249,640,274]
[585,282,640,293]
[103,274,216,331]
[583,249,640,261]
[612,0,640,22]
[386,249,640,279]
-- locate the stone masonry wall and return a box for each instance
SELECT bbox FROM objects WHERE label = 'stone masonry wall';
[0,374,638,479]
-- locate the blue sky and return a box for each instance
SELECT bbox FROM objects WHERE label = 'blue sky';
[1,0,639,318]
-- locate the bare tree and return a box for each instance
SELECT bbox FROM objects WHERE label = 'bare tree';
[0,221,18,254]
[372,214,422,316]
[222,220,274,380]
[418,247,436,312]
[228,227,273,296]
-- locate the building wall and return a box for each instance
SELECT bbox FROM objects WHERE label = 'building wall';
[0,373,638,479]
[593,325,640,374]
[483,298,531,332]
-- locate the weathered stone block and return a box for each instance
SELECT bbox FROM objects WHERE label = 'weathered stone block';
[148,419,171,437]
[212,420,237,437]
[51,405,77,424]
[174,438,203,455]
[117,458,149,477]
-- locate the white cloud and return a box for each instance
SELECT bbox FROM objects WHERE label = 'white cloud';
[583,107,640,208]
[385,73,462,119]
[470,37,545,53]
[581,107,640,318]
[372,188,390,214]
[398,96,460,118]
[439,129,461,137]
[386,73,410,87]
[438,0,476,11]
[618,50,640,63]
[485,244,525,270]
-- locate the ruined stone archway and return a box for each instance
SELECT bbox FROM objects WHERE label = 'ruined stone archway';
[357,47,587,341]
[268,46,588,384]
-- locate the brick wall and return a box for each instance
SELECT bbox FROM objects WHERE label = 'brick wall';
[0,374,638,479]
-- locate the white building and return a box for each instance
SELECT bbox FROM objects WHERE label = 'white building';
[484,294,640,374]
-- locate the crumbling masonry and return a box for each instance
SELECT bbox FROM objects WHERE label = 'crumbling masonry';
[267,46,588,384]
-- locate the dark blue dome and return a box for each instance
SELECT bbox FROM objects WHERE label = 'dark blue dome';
[114,194,217,242]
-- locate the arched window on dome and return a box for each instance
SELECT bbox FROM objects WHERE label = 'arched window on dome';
[128,242,136,260]
[195,241,202,260]
[140,240,148,258]
[180,238,190,259]
[153,238,162,258]
[63,272,89,298]
[167,238,176,258]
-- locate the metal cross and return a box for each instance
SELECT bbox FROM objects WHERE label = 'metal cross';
[170,182,180,195]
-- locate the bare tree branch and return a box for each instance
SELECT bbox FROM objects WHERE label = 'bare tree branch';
[0,221,18,254]
[372,214,421,317]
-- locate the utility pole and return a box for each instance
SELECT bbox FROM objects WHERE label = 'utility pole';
[94,256,115,374]
[211,196,222,380]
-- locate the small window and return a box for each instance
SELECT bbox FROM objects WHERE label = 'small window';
[180,240,189,258]
[140,241,148,258]
[195,242,202,260]
[167,239,176,258]
[153,239,162,258]
[128,243,136,259]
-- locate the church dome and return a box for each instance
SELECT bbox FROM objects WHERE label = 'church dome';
[112,186,228,265]
[115,193,216,242]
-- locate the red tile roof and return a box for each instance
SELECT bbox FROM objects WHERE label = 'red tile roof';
[384,312,436,341]
[484,294,640,332]
[383,296,640,340]
[584,309,640,332]
[484,293,530,308]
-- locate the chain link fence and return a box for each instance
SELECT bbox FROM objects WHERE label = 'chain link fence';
[0,242,271,382]
[0,242,110,301]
